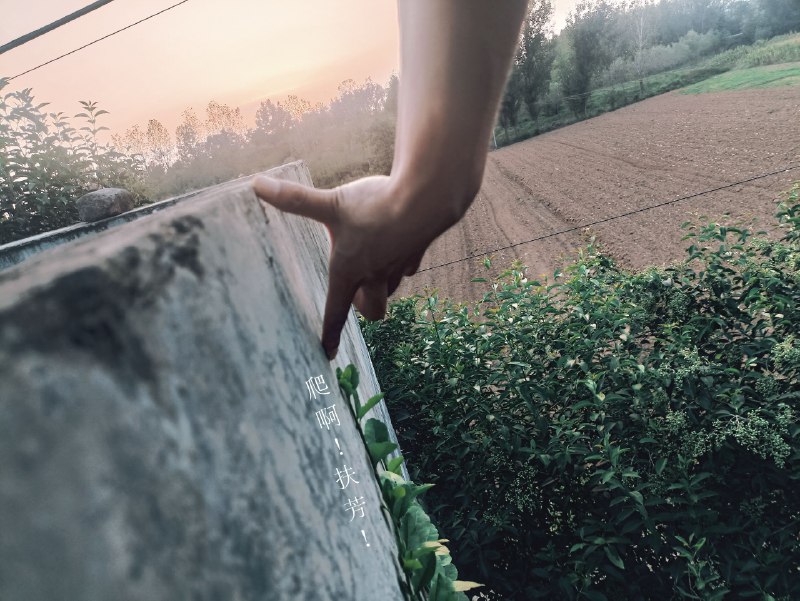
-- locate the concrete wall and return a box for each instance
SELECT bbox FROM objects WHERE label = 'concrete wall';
[0,188,205,271]
[0,162,410,600]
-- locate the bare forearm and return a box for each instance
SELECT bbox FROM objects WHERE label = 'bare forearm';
[254,0,528,359]
[391,0,527,234]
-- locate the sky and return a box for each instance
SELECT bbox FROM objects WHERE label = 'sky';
[0,0,578,136]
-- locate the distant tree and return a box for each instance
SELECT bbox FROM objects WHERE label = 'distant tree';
[175,108,202,164]
[145,119,172,172]
[755,0,800,37]
[367,74,399,175]
[252,99,293,145]
[384,72,399,116]
[330,78,386,125]
[283,95,312,122]
[517,0,555,122]
[205,100,245,139]
[114,124,147,158]
[498,68,523,141]
[628,0,654,95]
[560,0,615,116]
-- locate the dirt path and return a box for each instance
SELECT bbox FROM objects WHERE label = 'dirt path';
[394,85,800,304]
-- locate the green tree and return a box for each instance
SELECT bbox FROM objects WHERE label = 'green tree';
[518,0,555,122]
[560,0,615,116]
[755,0,800,38]
[498,68,523,142]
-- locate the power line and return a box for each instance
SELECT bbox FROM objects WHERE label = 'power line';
[416,164,800,274]
[7,0,191,81]
[0,0,118,56]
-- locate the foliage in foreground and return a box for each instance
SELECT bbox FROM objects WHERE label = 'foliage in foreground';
[336,364,479,601]
[362,184,800,600]
[0,79,145,244]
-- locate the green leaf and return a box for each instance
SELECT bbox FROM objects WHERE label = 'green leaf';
[601,470,615,484]
[604,545,625,570]
[430,571,455,601]
[655,457,667,475]
[411,552,438,593]
[364,418,390,445]
[387,455,405,474]
[400,504,439,556]
[368,441,398,466]
[357,392,385,420]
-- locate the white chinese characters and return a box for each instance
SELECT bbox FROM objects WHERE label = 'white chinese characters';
[315,404,340,430]
[306,371,371,543]
[305,374,330,400]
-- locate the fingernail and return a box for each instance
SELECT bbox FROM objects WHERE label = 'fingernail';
[254,176,279,196]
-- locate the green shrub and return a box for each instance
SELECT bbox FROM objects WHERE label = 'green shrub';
[336,363,479,601]
[0,79,146,244]
[706,34,800,70]
[363,184,800,600]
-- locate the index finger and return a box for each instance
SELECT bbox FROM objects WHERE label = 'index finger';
[321,260,360,361]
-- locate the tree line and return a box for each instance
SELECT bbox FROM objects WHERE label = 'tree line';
[112,75,398,200]
[499,0,800,138]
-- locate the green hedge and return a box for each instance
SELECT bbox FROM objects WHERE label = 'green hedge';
[362,184,800,600]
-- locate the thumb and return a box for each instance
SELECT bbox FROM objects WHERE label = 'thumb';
[253,176,339,225]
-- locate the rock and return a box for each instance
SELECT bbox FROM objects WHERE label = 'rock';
[76,188,134,222]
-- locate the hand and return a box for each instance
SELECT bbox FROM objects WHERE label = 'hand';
[253,174,462,360]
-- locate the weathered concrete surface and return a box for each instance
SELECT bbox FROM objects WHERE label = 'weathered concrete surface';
[76,187,135,221]
[0,187,205,271]
[0,161,409,601]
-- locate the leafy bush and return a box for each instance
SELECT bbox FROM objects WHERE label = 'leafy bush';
[597,30,727,88]
[363,184,800,600]
[704,33,800,70]
[0,79,145,244]
[337,364,479,601]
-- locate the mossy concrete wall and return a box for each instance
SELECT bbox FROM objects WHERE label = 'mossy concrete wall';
[0,162,409,600]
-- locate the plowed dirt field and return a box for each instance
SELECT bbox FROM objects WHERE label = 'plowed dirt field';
[395,85,800,303]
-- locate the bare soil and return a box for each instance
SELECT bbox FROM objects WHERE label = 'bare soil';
[394,86,800,304]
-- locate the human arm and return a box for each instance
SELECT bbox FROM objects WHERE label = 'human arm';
[253,0,527,360]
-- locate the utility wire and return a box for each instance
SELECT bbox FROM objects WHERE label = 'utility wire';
[0,0,118,56]
[7,0,190,81]
[416,164,800,274]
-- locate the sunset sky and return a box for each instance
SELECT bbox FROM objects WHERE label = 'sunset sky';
[1,0,578,136]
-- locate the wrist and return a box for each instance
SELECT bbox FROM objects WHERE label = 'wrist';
[389,155,483,233]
